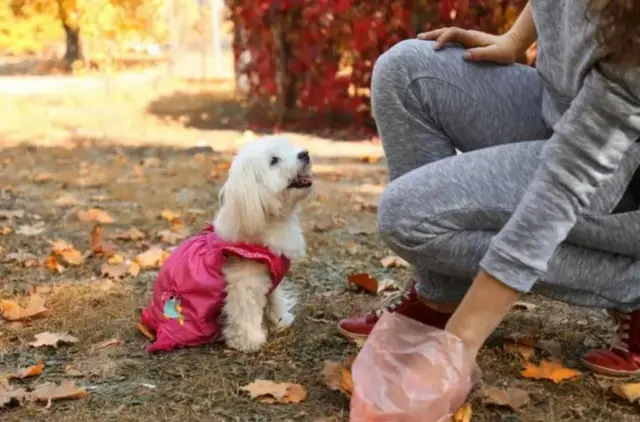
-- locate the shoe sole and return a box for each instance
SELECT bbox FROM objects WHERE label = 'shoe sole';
[337,324,370,341]
[580,357,640,377]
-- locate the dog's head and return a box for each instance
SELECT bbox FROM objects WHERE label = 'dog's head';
[216,136,313,239]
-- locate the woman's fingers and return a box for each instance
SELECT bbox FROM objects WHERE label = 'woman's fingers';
[464,45,515,64]
[418,27,486,50]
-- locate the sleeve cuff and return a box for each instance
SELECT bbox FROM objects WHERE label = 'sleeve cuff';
[479,241,543,293]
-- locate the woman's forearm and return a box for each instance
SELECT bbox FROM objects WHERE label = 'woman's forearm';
[445,271,520,356]
[506,2,537,53]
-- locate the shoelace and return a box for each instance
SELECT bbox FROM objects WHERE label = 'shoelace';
[373,284,413,317]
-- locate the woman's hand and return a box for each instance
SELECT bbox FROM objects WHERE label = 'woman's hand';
[418,28,526,64]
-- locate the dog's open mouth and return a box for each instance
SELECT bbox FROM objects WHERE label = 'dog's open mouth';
[288,174,313,189]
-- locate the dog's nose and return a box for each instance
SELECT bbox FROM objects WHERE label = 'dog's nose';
[297,150,310,163]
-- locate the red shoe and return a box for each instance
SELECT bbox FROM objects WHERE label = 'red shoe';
[337,283,453,340]
[582,310,640,376]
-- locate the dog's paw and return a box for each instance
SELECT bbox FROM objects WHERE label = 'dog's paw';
[226,328,267,353]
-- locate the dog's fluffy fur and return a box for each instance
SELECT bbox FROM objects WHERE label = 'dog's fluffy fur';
[214,136,312,352]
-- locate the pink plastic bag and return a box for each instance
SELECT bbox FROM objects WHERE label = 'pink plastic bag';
[350,312,477,422]
[139,225,290,353]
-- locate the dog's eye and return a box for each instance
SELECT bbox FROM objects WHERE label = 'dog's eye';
[270,156,280,166]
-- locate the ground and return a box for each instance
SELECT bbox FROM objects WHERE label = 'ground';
[0,73,639,422]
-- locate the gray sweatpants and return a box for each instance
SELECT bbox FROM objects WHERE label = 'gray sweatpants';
[373,39,640,311]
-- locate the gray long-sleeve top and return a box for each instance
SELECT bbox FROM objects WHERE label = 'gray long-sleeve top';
[479,0,640,292]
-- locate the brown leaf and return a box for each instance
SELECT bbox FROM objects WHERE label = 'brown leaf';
[160,209,179,222]
[128,261,141,277]
[482,386,530,410]
[157,229,187,245]
[612,383,640,404]
[92,338,123,350]
[380,255,410,269]
[344,241,359,255]
[312,222,334,233]
[101,262,128,279]
[504,340,536,360]
[137,323,155,340]
[107,254,123,264]
[29,381,88,402]
[45,254,65,273]
[8,362,44,380]
[1,294,48,321]
[321,361,353,397]
[16,223,46,236]
[0,209,24,220]
[453,403,472,422]
[0,383,27,408]
[0,225,11,235]
[49,239,74,252]
[29,332,79,348]
[59,248,84,265]
[513,301,538,311]
[521,360,580,383]
[54,194,78,207]
[5,250,39,267]
[77,208,114,224]
[90,224,117,256]
[64,366,84,377]
[347,273,393,295]
[116,227,145,241]
[239,380,307,404]
[135,247,168,269]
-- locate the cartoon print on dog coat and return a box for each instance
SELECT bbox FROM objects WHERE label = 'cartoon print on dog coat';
[139,224,291,353]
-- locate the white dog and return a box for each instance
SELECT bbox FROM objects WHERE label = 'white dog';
[213,136,313,352]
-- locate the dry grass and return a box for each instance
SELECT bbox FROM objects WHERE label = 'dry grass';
[1,79,639,422]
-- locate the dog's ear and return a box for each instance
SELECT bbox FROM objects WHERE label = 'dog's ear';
[217,164,268,238]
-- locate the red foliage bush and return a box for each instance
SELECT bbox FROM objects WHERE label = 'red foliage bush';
[226,0,529,131]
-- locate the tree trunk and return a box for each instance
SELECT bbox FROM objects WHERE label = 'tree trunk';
[62,22,82,69]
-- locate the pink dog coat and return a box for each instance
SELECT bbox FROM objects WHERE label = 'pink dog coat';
[139,224,291,353]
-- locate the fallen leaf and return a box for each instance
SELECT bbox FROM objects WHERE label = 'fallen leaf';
[160,209,179,222]
[107,254,123,264]
[29,381,88,402]
[116,227,145,241]
[90,224,117,256]
[16,223,46,236]
[77,208,114,224]
[239,380,307,404]
[513,301,538,311]
[347,273,392,295]
[0,209,24,220]
[101,262,128,279]
[345,241,359,255]
[137,323,155,340]
[482,386,530,410]
[135,247,168,269]
[321,361,353,397]
[128,261,141,277]
[453,403,472,422]
[64,366,84,377]
[54,194,78,206]
[5,250,39,266]
[157,229,187,245]
[504,340,536,360]
[612,383,640,404]
[45,254,65,273]
[0,225,11,235]
[312,222,334,233]
[1,294,48,321]
[521,360,580,383]
[8,362,44,380]
[60,248,84,265]
[49,239,74,252]
[93,338,123,350]
[536,339,563,356]
[187,208,205,215]
[0,383,27,408]
[380,255,410,269]
[29,332,79,348]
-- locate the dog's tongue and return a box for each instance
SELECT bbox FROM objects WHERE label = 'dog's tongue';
[296,175,312,183]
